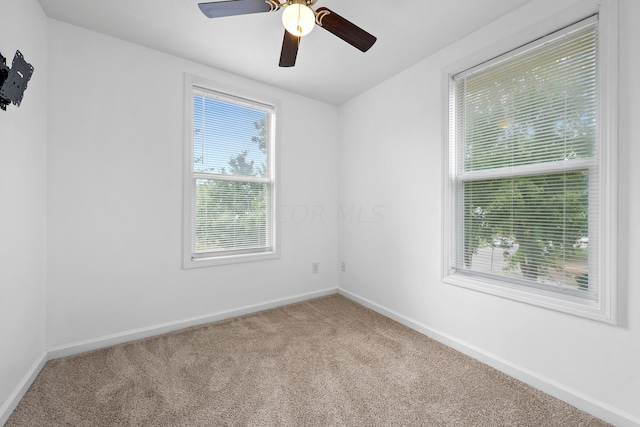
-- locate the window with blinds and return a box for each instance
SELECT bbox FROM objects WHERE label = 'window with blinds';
[185,83,278,266]
[447,17,603,301]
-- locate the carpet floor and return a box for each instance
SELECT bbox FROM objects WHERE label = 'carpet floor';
[6,295,610,426]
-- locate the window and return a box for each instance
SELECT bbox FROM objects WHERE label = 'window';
[183,77,278,267]
[443,6,617,323]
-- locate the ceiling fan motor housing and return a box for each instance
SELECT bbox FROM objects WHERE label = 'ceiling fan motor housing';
[283,0,317,7]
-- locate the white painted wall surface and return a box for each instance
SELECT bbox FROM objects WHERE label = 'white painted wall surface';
[0,0,47,408]
[338,0,639,424]
[45,20,339,349]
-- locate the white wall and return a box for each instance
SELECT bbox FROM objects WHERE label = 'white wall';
[338,0,639,425]
[45,20,339,349]
[4,0,637,424]
[0,0,47,410]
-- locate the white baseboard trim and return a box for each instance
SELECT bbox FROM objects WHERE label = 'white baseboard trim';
[2,288,338,425]
[0,352,48,427]
[8,288,636,427]
[338,288,640,427]
[48,287,338,360]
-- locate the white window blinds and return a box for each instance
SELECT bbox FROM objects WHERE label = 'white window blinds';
[191,87,275,259]
[450,17,599,297]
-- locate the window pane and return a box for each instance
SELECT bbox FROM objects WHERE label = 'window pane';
[194,179,269,253]
[461,171,589,291]
[193,94,269,177]
[459,25,597,172]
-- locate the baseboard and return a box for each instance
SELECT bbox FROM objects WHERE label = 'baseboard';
[48,287,338,360]
[1,288,338,425]
[0,352,48,427]
[9,288,636,426]
[338,288,640,427]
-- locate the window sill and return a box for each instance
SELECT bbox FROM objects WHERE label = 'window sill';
[183,250,280,269]
[443,271,616,324]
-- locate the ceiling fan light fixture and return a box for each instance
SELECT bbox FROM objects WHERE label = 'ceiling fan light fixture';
[282,3,315,37]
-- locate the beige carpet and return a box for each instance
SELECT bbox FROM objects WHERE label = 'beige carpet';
[7,295,609,426]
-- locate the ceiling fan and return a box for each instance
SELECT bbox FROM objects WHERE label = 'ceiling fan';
[198,0,377,67]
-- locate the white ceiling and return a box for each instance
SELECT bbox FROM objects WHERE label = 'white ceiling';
[37,0,532,105]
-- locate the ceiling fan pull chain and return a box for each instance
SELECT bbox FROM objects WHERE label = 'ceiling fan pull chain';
[315,8,330,26]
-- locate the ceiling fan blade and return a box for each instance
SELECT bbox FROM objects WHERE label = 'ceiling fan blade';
[198,0,273,18]
[315,7,377,52]
[279,30,300,67]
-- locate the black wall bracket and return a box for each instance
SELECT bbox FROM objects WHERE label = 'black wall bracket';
[1,50,34,111]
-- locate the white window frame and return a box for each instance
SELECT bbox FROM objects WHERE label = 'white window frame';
[183,74,280,268]
[441,0,618,324]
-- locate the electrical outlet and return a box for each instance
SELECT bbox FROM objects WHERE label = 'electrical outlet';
[312,263,319,274]
[341,262,346,272]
